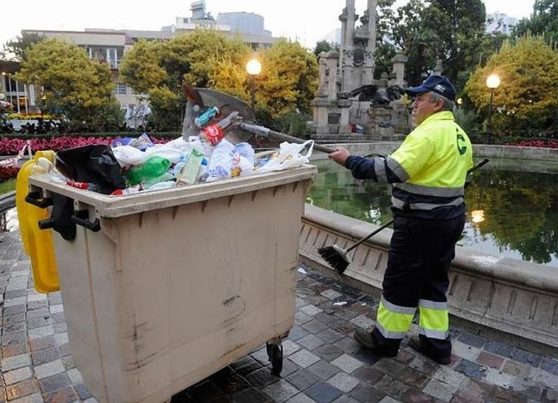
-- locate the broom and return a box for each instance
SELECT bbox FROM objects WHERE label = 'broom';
[319,219,394,274]
[318,158,490,274]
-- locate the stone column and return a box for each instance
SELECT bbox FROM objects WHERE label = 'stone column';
[340,0,356,92]
[338,99,352,133]
[311,98,331,134]
[361,0,377,86]
[325,51,339,101]
[391,53,408,87]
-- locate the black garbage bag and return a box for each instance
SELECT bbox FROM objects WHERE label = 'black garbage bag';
[55,144,125,194]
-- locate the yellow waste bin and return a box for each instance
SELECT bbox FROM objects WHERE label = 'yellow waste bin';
[16,150,59,293]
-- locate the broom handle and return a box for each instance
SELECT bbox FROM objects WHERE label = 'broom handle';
[346,219,394,253]
[238,122,336,153]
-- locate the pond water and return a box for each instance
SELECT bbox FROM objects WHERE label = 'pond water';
[308,158,558,268]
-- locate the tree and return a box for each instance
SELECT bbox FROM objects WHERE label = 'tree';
[120,30,251,131]
[380,0,486,86]
[257,40,318,119]
[120,31,318,130]
[373,0,398,78]
[427,0,487,84]
[514,0,558,44]
[465,36,558,138]
[15,39,123,131]
[385,0,432,85]
[2,32,45,61]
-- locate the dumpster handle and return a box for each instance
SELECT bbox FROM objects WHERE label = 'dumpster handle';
[25,191,53,208]
[71,210,101,232]
[38,218,55,230]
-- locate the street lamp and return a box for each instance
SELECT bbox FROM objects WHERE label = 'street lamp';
[486,73,501,144]
[246,58,261,112]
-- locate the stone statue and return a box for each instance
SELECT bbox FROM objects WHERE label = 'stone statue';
[348,84,405,106]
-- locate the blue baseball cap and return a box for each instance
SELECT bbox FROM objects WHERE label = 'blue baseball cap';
[405,75,456,101]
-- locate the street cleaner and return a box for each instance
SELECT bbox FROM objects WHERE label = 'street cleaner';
[328,75,473,365]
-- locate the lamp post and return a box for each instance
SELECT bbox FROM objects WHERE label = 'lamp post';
[246,58,261,112]
[486,73,500,144]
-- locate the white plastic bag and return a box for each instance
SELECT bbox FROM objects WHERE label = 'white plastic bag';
[206,139,235,182]
[255,140,314,173]
[144,145,184,164]
[112,145,146,168]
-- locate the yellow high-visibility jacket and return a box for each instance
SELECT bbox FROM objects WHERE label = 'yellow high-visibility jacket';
[345,111,474,219]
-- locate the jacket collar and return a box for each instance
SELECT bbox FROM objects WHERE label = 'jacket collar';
[420,111,455,126]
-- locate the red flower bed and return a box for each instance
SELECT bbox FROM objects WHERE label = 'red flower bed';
[512,139,558,148]
[0,135,168,155]
[0,166,20,181]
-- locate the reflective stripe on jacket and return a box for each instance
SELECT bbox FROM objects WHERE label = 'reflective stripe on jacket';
[345,111,473,219]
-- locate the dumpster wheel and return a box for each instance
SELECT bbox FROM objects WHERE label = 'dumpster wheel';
[266,343,283,376]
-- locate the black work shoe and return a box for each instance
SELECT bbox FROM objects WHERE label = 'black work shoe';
[354,327,397,357]
[409,336,451,365]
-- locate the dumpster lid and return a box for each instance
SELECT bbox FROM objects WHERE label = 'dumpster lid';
[29,165,317,218]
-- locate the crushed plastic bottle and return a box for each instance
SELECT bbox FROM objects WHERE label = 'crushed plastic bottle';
[194,106,220,128]
[125,156,172,186]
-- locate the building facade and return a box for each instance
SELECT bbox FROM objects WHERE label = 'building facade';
[0,0,277,129]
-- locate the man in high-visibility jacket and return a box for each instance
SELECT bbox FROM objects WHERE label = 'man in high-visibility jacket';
[328,75,473,365]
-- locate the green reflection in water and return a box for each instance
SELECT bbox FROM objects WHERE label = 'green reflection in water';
[308,158,558,268]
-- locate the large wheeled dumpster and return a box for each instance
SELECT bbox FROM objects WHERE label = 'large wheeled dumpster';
[26,165,316,403]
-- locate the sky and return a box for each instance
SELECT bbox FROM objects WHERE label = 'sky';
[0,0,536,51]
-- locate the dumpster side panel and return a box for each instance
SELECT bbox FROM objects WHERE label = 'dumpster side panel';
[54,228,115,402]
[48,169,314,403]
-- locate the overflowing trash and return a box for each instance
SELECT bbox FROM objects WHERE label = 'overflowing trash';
[33,85,315,197]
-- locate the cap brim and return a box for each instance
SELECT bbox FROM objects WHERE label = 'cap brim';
[405,85,429,97]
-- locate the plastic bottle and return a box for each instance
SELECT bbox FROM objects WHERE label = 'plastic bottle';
[194,106,220,128]
[125,156,171,186]
[66,180,100,192]
[200,111,239,146]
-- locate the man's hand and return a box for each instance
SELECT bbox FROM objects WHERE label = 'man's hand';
[328,146,351,166]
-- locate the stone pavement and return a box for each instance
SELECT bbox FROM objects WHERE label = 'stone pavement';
[0,230,557,402]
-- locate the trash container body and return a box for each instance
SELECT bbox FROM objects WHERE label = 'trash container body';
[28,166,316,403]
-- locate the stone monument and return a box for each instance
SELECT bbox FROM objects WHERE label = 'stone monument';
[310,0,411,139]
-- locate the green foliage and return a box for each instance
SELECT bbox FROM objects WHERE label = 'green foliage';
[373,0,396,77]
[119,40,167,94]
[2,32,45,61]
[257,40,318,118]
[0,179,16,194]
[120,30,252,131]
[313,40,337,58]
[275,110,310,138]
[453,107,481,139]
[465,36,558,138]
[514,0,558,44]
[121,32,318,129]
[380,0,486,86]
[15,39,123,131]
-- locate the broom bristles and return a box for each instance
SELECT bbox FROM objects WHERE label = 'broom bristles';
[318,244,351,274]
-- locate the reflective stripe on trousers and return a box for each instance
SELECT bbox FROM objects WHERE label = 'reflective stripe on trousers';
[376,297,415,340]
[418,299,449,340]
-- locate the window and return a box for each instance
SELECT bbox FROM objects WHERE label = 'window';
[107,48,119,69]
[114,83,127,95]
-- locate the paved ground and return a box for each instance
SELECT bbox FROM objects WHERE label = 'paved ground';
[0,229,557,402]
